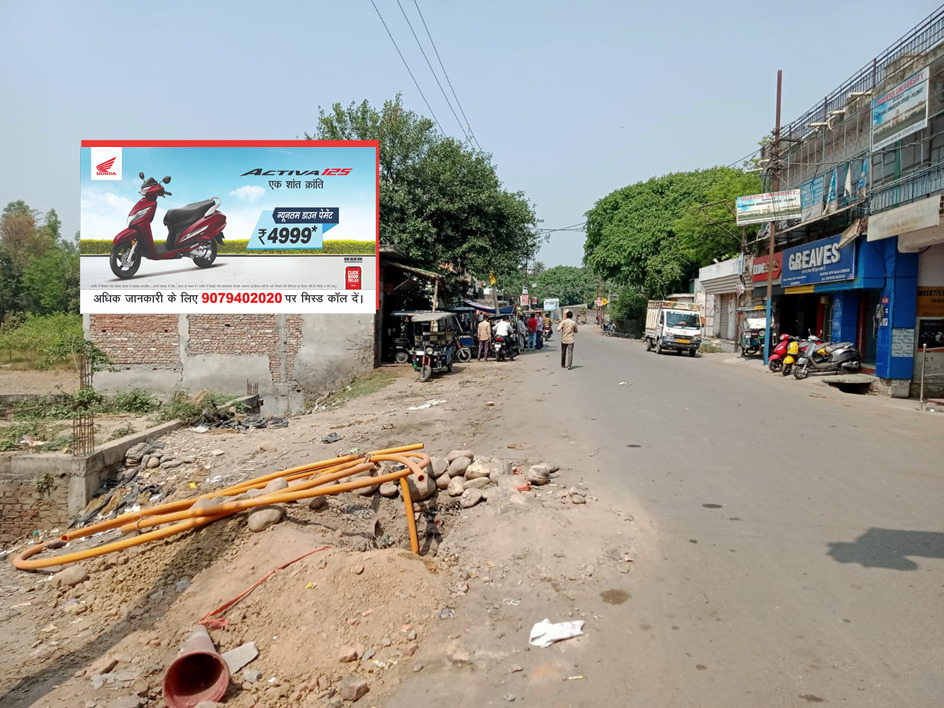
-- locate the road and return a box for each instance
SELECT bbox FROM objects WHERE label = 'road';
[392,328,944,707]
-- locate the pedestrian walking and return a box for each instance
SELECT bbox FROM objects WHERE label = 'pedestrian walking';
[558,310,578,369]
[476,315,491,361]
[527,313,538,350]
[535,311,544,349]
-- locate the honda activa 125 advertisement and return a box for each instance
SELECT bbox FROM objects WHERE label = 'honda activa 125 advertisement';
[80,140,379,314]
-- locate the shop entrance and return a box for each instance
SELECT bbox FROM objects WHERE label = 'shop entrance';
[779,293,823,339]
[856,290,881,369]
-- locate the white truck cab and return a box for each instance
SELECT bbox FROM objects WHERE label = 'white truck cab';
[644,300,703,357]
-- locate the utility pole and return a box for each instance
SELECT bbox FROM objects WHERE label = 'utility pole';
[764,70,782,365]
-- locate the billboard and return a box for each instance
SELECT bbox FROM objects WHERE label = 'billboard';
[781,235,855,287]
[543,298,560,311]
[80,140,378,313]
[800,175,825,221]
[751,252,783,283]
[735,190,802,226]
[872,66,930,152]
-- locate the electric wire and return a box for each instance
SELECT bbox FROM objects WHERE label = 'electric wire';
[395,0,471,145]
[369,0,445,135]
[412,0,483,151]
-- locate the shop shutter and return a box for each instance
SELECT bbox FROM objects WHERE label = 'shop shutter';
[718,296,730,337]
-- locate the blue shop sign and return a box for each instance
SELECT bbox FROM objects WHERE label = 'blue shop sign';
[782,235,856,287]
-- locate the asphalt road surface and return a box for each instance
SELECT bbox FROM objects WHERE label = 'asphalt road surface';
[79,255,374,290]
[497,330,943,706]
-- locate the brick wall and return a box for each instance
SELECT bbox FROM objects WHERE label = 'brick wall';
[0,455,70,544]
[187,314,302,384]
[89,315,180,364]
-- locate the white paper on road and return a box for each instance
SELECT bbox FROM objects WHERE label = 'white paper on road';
[407,399,447,410]
[529,618,585,647]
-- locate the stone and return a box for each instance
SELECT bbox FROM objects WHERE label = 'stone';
[428,457,449,478]
[338,646,359,663]
[53,565,89,588]
[406,472,437,501]
[351,470,380,496]
[530,463,550,476]
[380,637,392,647]
[338,674,369,702]
[447,457,472,478]
[195,702,223,708]
[146,456,161,469]
[107,698,142,708]
[504,694,516,702]
[464,460,492,480]
[464,476,490,490]
[446,449,474,463]
[379,481,400,498]
[571,494,586,505]
[175,578,190,592]
[89,656,117,676]
[460,489,484,509]
[543,461,560,473]
[161,459,182,470]
[190,497,222,513]
[222,641,258,674]
[448,646,472,667]
[525,466,550,486]
[447,476,465,497]
[247,505,285,532]
[308,495,327,510]
[436,474,451,490]
[210,449,225,456]
[481,487,504,501]
[242,668,261,682]
[124,443,151,463]
[508,494,528,507]
[263,477,289,494]
[400,642,418,657]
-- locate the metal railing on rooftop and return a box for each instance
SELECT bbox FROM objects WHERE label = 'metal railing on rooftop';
[779,7,944,142]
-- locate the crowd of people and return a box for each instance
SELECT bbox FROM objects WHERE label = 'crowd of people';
[472,309,579,369]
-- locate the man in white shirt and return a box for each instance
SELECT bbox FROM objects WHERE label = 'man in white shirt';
[493,316,517,358]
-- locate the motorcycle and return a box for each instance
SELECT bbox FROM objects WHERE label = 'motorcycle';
[794,339,862,379]
[491,334,518,362]
[603,322,616,336]
[110,172,226,279]
[767,334,792,373]
[544,326,553,341]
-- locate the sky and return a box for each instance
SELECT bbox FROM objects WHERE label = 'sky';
[2,0,943,268]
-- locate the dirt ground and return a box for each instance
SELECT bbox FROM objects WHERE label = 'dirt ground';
[0,355,640,708]
[0,369,79,394]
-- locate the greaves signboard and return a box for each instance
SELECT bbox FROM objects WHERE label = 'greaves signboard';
[781,235,855,288]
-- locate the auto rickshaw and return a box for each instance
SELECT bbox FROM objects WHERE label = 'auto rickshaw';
[410,312,461,381]
[738,307,767,357]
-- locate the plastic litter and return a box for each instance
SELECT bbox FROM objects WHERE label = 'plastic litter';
[408,399,447,411]
[437,608,455,619]
[322,432,342,444]
[528,618,585,648]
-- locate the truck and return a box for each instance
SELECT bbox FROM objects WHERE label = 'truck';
[644,300,703,356]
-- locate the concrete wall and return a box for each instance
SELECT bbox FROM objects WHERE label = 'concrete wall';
[0,453,74,543]
[87,314,376,414]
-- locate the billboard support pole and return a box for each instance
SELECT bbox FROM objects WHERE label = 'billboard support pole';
[765,70,782,365]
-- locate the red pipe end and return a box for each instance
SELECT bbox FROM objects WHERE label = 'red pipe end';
[163,651,230,708]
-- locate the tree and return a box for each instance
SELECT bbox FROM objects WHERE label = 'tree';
[583,167,758,297]
[309,95,538,294]
[533,266,596,306]
[21,240,80,314]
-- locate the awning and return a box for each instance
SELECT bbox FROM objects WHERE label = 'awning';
[838,218,866,249]
[772,200,864,237]
[701,274,742,295]
[867,195,942,243]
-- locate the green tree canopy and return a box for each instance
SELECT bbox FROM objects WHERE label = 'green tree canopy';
[583,167,760,297]
[309,95,538,293]
[533,266,596,306]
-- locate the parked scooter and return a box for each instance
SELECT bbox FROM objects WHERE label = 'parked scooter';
[110,172,226,279]
[767,334,793,373]
[794,339,862,379]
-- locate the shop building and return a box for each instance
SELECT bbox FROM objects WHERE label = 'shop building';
[753,7,944,396]
[698,257,744,344]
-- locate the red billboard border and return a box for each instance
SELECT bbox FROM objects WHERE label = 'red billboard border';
[81,139,381,311]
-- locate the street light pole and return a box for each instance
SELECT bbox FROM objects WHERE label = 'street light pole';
[764,70,782,365]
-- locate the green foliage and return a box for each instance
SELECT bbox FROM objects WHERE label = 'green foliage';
[611,288,648,323]
[109,425,137,440]
[153,391,243,425]
[532,266,597,306]
[584,167,759,297]
[0,202,76,319]
[80,239,376,256]
[310,95,537,295]
[111,388,158,414]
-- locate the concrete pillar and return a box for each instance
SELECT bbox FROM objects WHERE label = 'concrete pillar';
[875,238,919,396]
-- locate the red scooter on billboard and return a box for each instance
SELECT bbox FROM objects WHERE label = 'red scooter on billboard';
[110,172,226,279]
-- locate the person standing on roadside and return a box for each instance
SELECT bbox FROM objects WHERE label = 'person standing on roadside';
[535,311,544,349]
[527,312,538,349]
[476,315,491,361]
[557,310,578,369]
